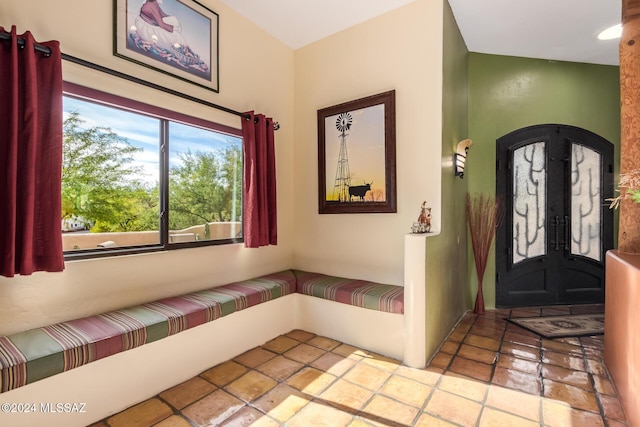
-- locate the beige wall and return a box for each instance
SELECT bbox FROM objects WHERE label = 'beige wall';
[0,0,295,335]
[292,0,446,285]
[291,0,473,360]
[1,1,470,366]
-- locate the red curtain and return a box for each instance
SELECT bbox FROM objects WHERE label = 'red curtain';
[0,26,64,277]
[242,112,277,248]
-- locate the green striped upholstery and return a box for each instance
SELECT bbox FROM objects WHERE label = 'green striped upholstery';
[0,270,296,393]
[294,270,404,314]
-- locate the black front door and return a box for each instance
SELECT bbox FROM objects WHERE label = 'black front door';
[496,124,614,307]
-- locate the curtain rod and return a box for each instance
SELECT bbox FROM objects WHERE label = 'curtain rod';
[0,30,52,56]
[0,30,279,130]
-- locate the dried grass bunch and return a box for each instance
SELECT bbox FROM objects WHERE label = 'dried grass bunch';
[466,193,503,314]
[608,168,640,209]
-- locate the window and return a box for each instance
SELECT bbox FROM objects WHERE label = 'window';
[62,84,243,259]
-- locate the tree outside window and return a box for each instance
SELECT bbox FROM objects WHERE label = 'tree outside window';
[62,93,242,257]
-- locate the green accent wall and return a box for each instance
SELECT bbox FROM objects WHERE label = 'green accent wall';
[467,53,620,309]
[423,0,470,357]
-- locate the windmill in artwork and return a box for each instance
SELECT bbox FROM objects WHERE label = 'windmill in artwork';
[332,112,353,202]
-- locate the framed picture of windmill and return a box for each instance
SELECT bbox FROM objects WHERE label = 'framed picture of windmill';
[317,90,396,214]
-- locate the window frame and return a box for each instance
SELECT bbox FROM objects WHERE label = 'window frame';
[62,82,244,261]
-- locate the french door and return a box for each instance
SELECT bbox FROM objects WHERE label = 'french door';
[496,125,614,307]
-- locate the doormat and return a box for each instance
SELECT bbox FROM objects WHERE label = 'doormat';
[507,313,605,338]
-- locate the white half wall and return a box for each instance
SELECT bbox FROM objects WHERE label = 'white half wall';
[0,295,298,427]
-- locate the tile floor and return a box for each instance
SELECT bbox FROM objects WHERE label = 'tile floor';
[91,304,629,426]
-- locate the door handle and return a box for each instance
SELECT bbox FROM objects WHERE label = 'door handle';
[564,215,570,251]
[553,215,560,251]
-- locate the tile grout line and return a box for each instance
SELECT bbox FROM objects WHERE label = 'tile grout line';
[579,327,611,424]
[99,305,625,427]
[267,332,418,426]
[264,333,345,423]
[420,310,476,426]
[153,393,196,427]
[536,308,547,426]
[338,353,398,425]
[488,307,546,426]
[198,334,314,424]
[598,354,632,426]
[474,309,492,427]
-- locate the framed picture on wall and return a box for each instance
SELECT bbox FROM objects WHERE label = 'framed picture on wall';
[317,90,397,214]
[114,0,219,92]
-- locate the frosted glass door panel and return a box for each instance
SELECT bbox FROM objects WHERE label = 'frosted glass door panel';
[512,142,547,264]
[571,143,602,261]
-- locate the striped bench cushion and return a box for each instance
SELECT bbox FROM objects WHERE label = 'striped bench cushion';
[0,270,295,393]
[294,270,404,314]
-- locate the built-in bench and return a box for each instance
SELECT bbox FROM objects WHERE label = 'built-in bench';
[294,270,404,314]
[0,269,403,394]
[0,236,440,427]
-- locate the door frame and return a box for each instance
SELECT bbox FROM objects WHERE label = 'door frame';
[495,124,614,307]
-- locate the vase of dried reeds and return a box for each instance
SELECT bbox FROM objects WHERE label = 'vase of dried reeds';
[466,193,501,315]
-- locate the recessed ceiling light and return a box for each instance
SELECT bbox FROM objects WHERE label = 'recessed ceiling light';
[598,23,622,40]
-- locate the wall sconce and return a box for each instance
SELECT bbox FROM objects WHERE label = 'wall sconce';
[455,139,473,178]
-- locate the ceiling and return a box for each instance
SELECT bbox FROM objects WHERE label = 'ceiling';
[448,0,621,66]
[217,0,622,66]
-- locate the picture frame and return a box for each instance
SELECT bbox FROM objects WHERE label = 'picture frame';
[114,0,219,93]
[318,90,397,214]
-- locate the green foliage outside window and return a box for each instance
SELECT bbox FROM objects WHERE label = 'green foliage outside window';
[62,112,155,232]
[62,112,242,237]
[169,147,242,230]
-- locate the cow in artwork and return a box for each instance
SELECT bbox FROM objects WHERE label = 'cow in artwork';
[348,183,372,201]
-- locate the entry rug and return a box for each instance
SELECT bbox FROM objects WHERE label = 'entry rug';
[507,313,605,338]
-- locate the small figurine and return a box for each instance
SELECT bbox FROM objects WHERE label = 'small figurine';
[411,201,431,233]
